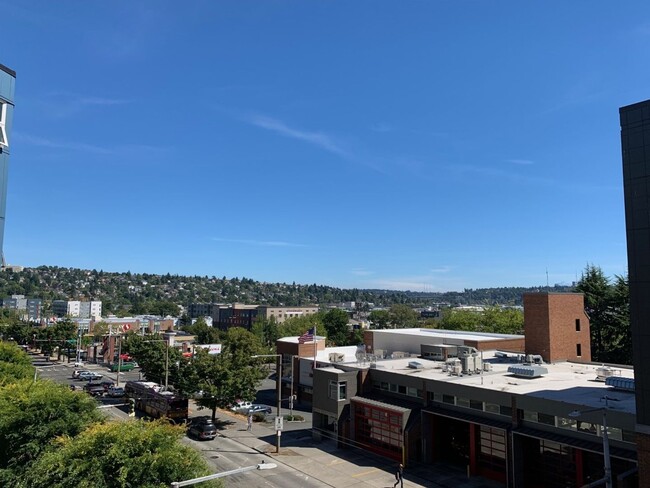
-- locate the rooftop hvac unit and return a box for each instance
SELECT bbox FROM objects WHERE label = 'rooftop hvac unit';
[329,353,345,363]
[507,365,548,378]
[596,366,621,382]
[408,361,423,369]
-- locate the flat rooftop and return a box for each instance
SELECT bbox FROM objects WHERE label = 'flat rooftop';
[348,351,636,414]
[370,328,524,342]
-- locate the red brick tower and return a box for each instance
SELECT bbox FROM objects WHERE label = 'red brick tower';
[523,292,591,363]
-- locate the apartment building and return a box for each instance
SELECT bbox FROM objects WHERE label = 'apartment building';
[52,300,102,319]
[2,294,42,320]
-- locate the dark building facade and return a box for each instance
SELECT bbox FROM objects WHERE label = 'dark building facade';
[621,100,650,486]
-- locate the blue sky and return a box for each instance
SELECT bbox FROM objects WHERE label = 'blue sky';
[1,1,648,291]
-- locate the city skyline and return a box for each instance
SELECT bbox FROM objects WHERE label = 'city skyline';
[2,2,648,291]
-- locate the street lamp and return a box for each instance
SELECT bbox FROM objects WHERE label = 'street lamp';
[169,462,277,487]
[289,354,299,419]
[251,353,282,453]
[568,396,619,488]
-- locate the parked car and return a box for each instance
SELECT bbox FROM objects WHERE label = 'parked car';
[83,383,105,397]
[100,380,115,390]
[230,401,253,412]
[246,404,273,415]
[107,386,125,397]
[72,369,90,379]
[78,371,103,381]
[188,418,217,440]
[110,362,136,372]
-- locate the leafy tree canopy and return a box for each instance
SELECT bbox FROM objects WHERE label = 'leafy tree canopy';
[19,420,220,488]
[0,379,102,483]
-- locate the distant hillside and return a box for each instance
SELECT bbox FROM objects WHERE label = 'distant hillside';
[0,266,573,316]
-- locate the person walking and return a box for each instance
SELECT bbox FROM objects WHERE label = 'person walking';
[247,412,253,432]
[393,463,404,488]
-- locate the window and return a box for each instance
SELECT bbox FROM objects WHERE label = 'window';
[576,343,582,357]
[537,412,556,426]
[575,319,581,332]
[442,394,455,405]
[329,381,347,401]
[0,102,7,147]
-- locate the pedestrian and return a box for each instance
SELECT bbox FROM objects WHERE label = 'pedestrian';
[247,413,253,432]
[392,463,403,488]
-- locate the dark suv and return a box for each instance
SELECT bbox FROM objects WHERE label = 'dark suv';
[188,418,217,441]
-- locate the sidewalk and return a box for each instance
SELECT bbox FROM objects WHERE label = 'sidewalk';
[212,409,504,488]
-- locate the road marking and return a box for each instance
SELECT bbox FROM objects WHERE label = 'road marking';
[328,459,345,466]
[352,468,378,478]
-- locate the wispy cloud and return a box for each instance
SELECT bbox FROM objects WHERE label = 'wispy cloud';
[242,113,387,174]
[430,266,452,273]
[506,159,534,166]
[361,268,461,292]
[14,133,114,155]
[33,92,130,119]
[14,132,171,158]
[212,237,306,248]
[247,114,349,158]
[351,268,373,276]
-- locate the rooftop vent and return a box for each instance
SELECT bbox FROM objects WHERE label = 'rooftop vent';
[507,365,548,378]
[605,376,635,392]
[596,366,621,382]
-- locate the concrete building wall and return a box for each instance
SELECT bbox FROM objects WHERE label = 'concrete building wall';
[523,292,591,363]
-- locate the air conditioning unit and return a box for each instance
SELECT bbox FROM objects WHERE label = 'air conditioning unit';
[329,353,345,363]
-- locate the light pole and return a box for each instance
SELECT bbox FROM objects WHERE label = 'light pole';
[252,353,282,453]
[143,332,175,390]
[169,462,276,487]
[568,396,618,488]
[289,354,299,419]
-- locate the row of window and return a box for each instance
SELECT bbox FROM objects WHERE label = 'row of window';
[523,410,634,443]
[372,380,422,398]
[429,391,513,417]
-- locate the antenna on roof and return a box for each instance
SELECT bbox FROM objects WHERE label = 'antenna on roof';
[546,269,549,290]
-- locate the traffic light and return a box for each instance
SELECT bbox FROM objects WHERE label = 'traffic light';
[128,398,135,417]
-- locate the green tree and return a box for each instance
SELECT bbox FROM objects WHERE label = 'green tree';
[193,328,266,419]
[439,308,483,331]
[606,275,632,364]
[388,304,419,328]
[277,314,322,338]
[575,265,613,362]
[124,335,183,387]
[0,342,34,384]
[321,309,349,346]
[0,379,102,484]
[19,420,220,488]
[368,310,390,329]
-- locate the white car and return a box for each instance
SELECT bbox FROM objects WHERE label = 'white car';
[230,401,253,412]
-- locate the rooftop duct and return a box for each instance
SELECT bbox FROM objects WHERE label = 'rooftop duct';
[605,376,635,392]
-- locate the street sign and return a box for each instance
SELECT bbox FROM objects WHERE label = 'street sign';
[274,416,284,431]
